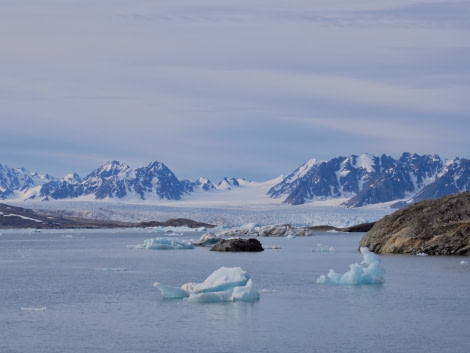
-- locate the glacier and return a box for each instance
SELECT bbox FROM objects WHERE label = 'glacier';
[12,199,392,228]
[153,266,260,303]
[316,247,385,285]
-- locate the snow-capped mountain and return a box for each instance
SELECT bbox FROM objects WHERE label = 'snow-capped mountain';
[268,152,468,207]
[191,177,217,191]
[36,160,190,201]
[1,152,469,207]
[0,163,57,199]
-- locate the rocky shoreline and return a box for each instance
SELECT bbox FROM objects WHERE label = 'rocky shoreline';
[359,192,470,255]
[0,203,214,230]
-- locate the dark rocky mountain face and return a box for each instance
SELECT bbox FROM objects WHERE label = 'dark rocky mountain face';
[268,153,470,207]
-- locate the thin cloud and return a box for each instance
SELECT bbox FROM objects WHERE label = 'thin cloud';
[0,0,469,181]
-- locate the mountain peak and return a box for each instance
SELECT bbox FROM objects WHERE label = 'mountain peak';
[1,153,469,207]
[268,152,470,207]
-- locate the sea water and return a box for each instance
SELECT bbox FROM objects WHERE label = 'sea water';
[1,229,469,353]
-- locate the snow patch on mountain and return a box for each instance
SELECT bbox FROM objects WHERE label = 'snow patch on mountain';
[355,153,375,173]
[291,158,319,180]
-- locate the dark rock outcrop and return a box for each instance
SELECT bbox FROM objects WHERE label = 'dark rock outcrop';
[210,238,264,252]
[136,218,215,229]
[359,192,470,255]
[309,222,376,232]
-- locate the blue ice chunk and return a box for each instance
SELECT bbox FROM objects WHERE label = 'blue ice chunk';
[316,247,385,285]
[136,237,194,250]
[153,282,190,298]
[184,290,234,303]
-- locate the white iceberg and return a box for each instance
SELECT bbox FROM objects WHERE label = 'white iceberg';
[154,266,260,302]
[316,247,385,285]
[191,232,222,247]
[135,237,194,250]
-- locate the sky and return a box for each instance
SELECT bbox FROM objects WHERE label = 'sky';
[1,0,469,182]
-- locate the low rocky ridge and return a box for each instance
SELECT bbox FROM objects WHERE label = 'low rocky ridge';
[210,238,264,252]
[359,192,470,255]
[309,222,376,232]
[135,219,214,229]
[0,203,214,229]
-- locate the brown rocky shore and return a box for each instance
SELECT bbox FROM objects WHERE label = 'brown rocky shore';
[359,192,470,255]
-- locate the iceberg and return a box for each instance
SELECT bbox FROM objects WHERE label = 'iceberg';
[191,232,222,247]
[316,247,385,285]
[135,237,194,250]
[153,266,260,302]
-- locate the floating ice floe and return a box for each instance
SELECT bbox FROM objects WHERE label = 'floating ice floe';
[95,267,128,272]
[314,244,335,253]
[316,247,385,285]
[147,226,207,233]
[267,245,281,250]
[153,266,260,303]
[21,306,47,311]
[134,237,194,250]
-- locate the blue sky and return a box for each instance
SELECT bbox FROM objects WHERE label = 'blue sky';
[1,0,469,181]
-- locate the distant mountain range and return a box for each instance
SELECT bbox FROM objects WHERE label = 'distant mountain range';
[268,153,470,207]
[1,152,469,208]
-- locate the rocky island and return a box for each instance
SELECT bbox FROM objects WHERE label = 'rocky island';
[210,238,264,252]
[359,192,470,255]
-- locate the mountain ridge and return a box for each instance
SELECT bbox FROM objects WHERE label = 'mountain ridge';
[1,152,469,208]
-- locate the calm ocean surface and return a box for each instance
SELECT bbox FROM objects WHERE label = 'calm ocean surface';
[1,229,469,353]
